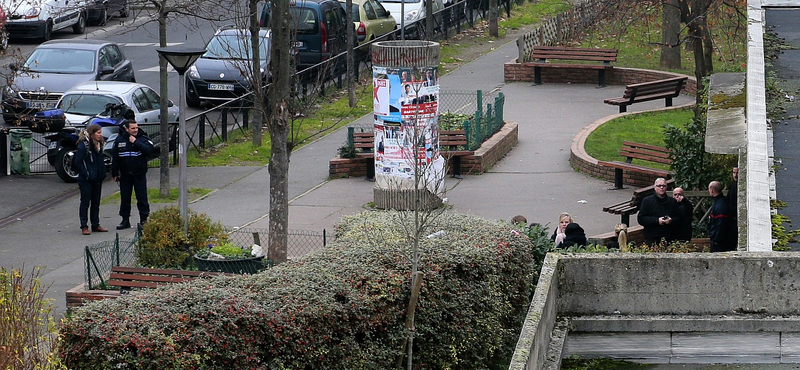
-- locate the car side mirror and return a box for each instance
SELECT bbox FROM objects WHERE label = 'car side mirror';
[168,100,174,107]
[100,66,114,75]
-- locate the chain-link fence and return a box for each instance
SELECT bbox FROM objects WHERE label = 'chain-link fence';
[83,227,327,288]
[84,232,140,289]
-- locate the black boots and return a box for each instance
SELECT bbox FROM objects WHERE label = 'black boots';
[116,218,131,230]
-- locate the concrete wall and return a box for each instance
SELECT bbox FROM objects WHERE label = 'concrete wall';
[507,253,800,369]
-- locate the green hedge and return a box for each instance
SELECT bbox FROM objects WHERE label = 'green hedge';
[59,212,539,369]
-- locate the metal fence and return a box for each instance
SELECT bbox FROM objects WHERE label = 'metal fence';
[82,227,327,288]
[464,90,505,150]
[84,232,140,290]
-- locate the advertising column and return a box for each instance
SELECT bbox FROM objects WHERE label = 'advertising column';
[371,41,443,210]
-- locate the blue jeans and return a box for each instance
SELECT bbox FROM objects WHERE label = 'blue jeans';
[79,180,103,229]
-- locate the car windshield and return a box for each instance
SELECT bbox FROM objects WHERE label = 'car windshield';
[263,7,319,35]
[57,94,123,116]
[204,34,270,60]
[24,49,96,74]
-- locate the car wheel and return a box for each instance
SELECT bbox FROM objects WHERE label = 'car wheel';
[41,21,53,42]
[73,12,87,34]
[0,28,8,51]
[55,148,79,183]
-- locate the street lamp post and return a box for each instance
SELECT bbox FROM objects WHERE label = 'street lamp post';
[156,46,205,233]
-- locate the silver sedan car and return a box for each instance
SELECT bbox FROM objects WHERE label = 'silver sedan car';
[56,81,178,126]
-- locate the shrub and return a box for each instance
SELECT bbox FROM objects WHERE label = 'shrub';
[1,267,66,370]
[59,212,538,370]
[136,206,227,269]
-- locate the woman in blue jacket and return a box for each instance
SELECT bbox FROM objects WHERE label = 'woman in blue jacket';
[75,124,108,235]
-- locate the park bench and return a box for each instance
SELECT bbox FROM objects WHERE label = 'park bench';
[348,128,473,180]
[588,224,645,247]
[597,141,673,190]
[603,76,688,113]
[528,46,618,87]
[602,179,675,225]
[109,266,231,292]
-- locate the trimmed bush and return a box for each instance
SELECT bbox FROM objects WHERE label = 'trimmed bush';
[59,212,538,369]
[136,206,227,269]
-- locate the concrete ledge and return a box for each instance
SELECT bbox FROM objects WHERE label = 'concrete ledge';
[509,253,800,368]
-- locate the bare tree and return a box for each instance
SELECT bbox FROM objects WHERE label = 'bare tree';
[660,0,681,69]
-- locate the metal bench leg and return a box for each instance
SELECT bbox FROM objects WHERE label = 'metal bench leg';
[619,105,627,113]
[598,69,606,87]
[534,67,542,85]
[366,157,375,182]
[621,213,630,227]
[613,168,624,190]
[453,156,463,179]
[666,97,673,107]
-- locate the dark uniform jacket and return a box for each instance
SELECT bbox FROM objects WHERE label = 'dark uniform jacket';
[75,140,107,183]
[708,194,735,252]
[637,193,681,243]
[111,128,155,178]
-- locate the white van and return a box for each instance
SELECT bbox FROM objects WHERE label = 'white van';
[2,0,87,41]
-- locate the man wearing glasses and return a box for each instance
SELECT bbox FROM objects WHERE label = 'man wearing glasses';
[637,178,681,246]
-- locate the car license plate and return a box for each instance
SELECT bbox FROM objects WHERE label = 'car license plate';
[208,84,235,91]
[28,101,56,109]
[48,141,57,149]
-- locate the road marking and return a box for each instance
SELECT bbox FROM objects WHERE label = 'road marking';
[120,42,185,47]
[139,65,177,73]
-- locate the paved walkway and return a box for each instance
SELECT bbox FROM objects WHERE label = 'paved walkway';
[0,36,694,316]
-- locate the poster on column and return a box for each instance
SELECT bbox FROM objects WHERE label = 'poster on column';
[372,66,443,189]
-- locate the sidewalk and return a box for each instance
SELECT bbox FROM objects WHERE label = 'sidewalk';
[2,36,694,316]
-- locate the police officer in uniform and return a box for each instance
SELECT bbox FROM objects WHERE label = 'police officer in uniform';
[111,110,155,229]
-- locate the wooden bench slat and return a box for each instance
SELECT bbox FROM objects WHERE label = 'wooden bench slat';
[598,161,672,177]
[528,46,618,86]
[604,76,688,113]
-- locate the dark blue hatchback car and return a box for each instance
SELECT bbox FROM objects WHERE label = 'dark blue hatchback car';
[260,0,351,71]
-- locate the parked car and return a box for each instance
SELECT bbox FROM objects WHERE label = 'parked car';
[86,0,127,26]
[56,81,179,126]
[46,81,177,182]
[2,0,87,41]
[186,26,271,108]
[379,0,443,39]
[260,0,352,71]
[339,0,396,46]
[1,39,136,124]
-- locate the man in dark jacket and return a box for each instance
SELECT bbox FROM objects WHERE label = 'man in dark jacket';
[708,180,735,252]
[637,178,681,245]
[111,114,155,229]
[672,187,693,241]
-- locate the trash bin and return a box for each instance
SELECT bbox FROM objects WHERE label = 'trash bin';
[9,128,32,175]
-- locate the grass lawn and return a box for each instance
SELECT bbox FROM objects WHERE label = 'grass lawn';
[584,108,694,169]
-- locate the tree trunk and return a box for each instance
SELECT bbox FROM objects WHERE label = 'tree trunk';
[489,0,498,37]
[250,0,263,147]
[660,0,681,69]
[158,12,171,198]
[267,0,293,262]
[425,0,434,40]
[346,0,356,107]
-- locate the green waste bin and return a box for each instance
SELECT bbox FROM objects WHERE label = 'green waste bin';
[10,129,33,175]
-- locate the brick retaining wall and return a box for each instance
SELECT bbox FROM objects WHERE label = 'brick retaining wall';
[329,122,519,178]
[503,61,698,95]
[569,103,695,188]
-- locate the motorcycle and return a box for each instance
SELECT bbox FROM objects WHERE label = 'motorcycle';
[43,103,130,183]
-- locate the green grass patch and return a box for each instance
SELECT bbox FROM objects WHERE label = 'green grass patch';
[187,84,373,166]
[579,2,746,75]
[584,108,693,169]
[102,187,213,205]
